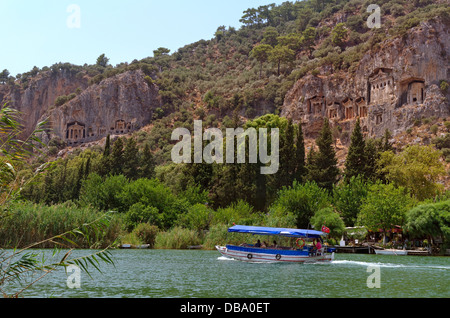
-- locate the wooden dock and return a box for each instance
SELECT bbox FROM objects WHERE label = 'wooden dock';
[406,250,431,256]
[334,246,373,254]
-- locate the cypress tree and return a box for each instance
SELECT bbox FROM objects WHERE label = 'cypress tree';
[100,135,112,176]
[110,137,124,176]
[307,118,339,191]
[294,121,306,182]
[382,129,393,152]
[72,161,84,200]
[344,118,366,182]
[123,137,140,180]
[364,138,380,182]
[103,135,111,157]
[84,156,91,178]
[236,154,258,208]
[139,143,155,179]
[277,118,295,189]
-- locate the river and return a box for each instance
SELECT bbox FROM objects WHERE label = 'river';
[3,249,449,298]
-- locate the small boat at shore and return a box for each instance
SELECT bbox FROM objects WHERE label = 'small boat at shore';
[216,225,335,263]
[374,249,408,256]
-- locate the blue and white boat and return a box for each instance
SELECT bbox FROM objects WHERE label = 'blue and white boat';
[216,225,335,263]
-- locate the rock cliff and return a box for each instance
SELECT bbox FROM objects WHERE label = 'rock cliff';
[0,69,161,147]
[47,70,160,147]
[281,18,450,140]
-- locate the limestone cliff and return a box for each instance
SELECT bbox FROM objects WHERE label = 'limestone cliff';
[0,69,161,147]
[0,68,88,138]
[281,18,450,140]
[47,70,160,146]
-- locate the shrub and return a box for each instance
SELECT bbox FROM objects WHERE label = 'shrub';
[211,200,259,226]
[54,93,76,106]
[132,223,159,247]
[430,124,439,134]
[124,203,160,231]
[176,203,213,232]
[440,80,449,93]
[333,176,369,227]
[433,134,450,149]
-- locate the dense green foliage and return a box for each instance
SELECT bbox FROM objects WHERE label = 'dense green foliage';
[405,200,450,248]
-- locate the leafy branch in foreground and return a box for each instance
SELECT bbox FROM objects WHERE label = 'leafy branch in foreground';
[0,104,48,209]
[0,212,117,298]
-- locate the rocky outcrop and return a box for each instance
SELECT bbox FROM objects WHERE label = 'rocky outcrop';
[0,69,88,138]
[0,69,161,146]
[282,19,450,139]
[46,70,160,146]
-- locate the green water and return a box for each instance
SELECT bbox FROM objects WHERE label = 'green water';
[5,249,450,298]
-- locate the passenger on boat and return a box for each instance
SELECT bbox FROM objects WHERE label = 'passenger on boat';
[255,240,262,248]
[316,240,322,250]
[311,240,318,255]
[271,241,278,249]
[262,241,268,248]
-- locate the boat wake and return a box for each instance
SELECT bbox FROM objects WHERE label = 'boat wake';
[217,256,235,261]
[330,260,449,270]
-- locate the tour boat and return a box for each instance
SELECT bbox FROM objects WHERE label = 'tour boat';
[216,225,335,263]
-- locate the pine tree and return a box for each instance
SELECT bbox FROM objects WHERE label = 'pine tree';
[307,118,340,191]
[344,118,366,182]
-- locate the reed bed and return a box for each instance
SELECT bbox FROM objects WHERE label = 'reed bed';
[154,226,202,250]
[0,201,122,249]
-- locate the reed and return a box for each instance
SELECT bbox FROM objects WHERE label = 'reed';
[0,201,122,249]
[154,226,201,250]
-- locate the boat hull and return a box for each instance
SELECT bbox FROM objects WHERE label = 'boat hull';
[216,245,334,263]
[374,249,408,256]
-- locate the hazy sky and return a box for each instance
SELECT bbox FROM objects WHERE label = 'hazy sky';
[0,0,288,76]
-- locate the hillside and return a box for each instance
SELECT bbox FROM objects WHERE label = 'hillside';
[0,1,448,162]
[0,0,448,185]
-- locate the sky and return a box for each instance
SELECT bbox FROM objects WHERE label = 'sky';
[0,0,288,76]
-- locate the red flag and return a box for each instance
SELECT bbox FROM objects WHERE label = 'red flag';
[322,225,330,234]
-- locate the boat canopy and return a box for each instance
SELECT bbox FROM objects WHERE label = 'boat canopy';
[228,225,324,238]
